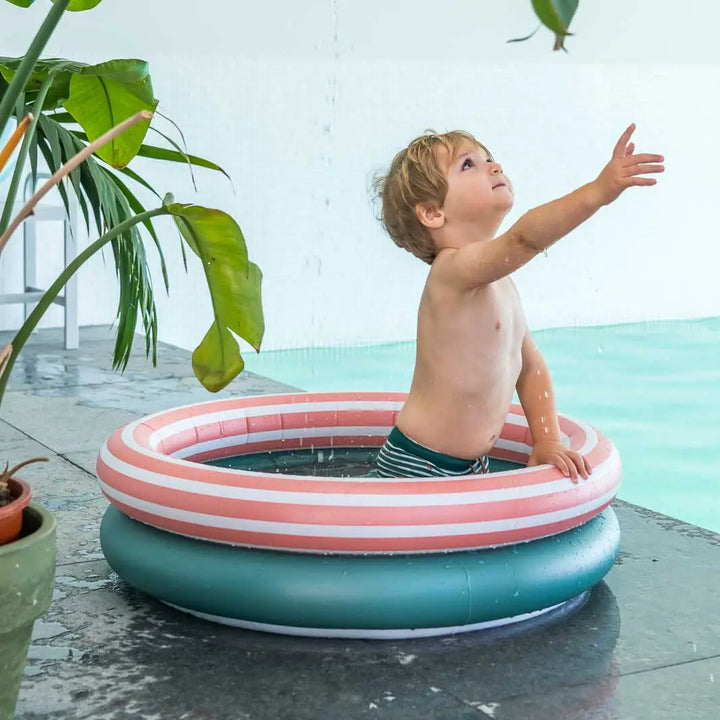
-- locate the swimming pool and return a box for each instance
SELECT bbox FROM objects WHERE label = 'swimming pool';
[242,316,720,533]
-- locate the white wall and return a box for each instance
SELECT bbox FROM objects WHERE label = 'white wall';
[1,1,719,351]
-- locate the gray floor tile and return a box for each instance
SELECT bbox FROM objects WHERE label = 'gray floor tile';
[61,450,101,477]
[606,505,720,674]
[1,389,140,454]
[489,656,720,720]
[614,657,720,720]
[0,419,50,463]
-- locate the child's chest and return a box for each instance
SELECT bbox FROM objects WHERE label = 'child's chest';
[421,277,527,365]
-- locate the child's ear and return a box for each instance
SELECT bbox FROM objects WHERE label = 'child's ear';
[415,203,445,230]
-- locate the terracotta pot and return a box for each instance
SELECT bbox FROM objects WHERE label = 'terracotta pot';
[0,478,31,546]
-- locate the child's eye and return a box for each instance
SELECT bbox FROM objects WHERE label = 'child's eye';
[461,158,474,170]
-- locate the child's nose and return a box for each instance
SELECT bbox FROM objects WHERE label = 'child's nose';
[491,163,503,174]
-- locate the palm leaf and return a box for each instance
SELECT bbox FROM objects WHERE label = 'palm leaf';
[149,125,197,190]
[34,120,72,218]
[28,126,38,184]
[56,125,89,231]
[69,128,230,182]
[104,170,169,292]
[104,192,158,370]
[115,165,161,199]
[139,142,231,182]
[47,111,75,123]
[34,116,161,370]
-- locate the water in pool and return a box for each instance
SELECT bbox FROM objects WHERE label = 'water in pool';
[207,447,523,477]
[236,316,720,533]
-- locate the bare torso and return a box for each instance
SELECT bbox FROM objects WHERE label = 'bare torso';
[396,271,527,460]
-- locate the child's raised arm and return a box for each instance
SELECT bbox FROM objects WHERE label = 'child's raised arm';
[441,124,664,290]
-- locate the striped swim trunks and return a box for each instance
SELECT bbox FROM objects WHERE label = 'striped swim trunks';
[369,426,490,478]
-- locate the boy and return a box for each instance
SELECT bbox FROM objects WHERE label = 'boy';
[371,124,663,482]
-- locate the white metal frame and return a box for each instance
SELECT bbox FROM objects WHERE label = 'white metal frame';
[0,172,78,349]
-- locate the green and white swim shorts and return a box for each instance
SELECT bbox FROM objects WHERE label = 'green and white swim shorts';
[369,426,490,478]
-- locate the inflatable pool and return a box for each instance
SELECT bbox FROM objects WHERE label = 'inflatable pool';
[96,392,621,554]
[100,504,620,639]
[97,392,621,637]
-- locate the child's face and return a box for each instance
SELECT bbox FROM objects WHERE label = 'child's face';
[440,142,514,226]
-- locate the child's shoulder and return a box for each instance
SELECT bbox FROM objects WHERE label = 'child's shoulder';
[426,255,519,302]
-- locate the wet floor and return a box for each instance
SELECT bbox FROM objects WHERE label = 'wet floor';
[3,326,719,719]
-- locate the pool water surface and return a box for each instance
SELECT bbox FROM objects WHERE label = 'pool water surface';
[242,317,720,533]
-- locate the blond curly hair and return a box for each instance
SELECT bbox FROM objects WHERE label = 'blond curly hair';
[373,130,491,264]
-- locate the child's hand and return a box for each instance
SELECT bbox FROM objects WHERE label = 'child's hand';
[593,123,664,206]
[527,440,592,483]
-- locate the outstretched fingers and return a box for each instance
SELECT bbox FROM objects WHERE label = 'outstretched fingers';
[625,152,664,165]
[613,123,636,158]
[625,156,665,185]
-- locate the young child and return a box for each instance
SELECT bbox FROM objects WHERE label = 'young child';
[371,124,663,482]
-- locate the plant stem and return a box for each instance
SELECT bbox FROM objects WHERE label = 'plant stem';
[0,68,64,236]
[0,109,153,255]
[0,207,169,409]
[0,0,71,139]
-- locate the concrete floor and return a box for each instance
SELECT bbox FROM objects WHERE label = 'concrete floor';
[3,327,720,720]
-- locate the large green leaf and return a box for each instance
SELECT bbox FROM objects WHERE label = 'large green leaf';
[166,202,264,392]
[67,0,103,8]
[5,0,102,8]
[63,59,157,168]
[52,0,103,9]
[531,0,578,50]
[0,57,85,111]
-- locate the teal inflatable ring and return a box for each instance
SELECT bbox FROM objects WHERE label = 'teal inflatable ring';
[101,505,620,639]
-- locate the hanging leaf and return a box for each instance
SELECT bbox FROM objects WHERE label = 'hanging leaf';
[507,24,542,45]
[4,0,37,7]
[165,201,264,392]
[63,59,157,168]
[531,0,578,51]
[51,0,103,9]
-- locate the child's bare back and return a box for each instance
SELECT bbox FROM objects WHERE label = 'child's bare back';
[372,125,663,480]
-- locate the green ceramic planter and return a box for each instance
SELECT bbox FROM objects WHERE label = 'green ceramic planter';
[0,504,56,720]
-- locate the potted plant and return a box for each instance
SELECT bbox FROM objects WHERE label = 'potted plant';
[0,1,264,717]
[0,458,52,720]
